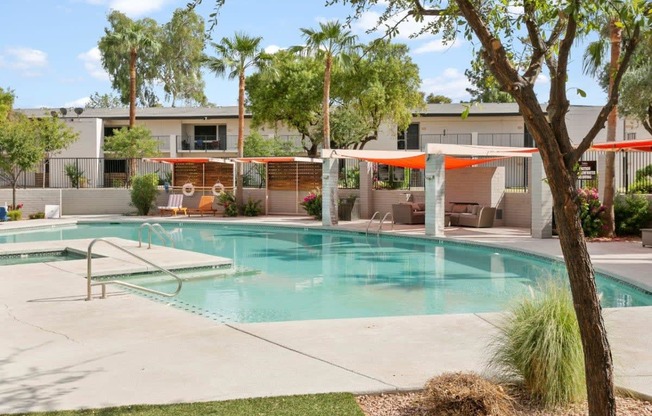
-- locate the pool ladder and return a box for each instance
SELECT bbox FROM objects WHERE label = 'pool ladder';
[138,222,174,249]
[86,238,183,301]
[365,211,394,235]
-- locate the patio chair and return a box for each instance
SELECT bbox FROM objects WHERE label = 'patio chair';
[158,194,187,216]
[187,195,217,217]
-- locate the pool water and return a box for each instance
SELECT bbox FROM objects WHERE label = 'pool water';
[1,222,650,323]
[0,249,86,266]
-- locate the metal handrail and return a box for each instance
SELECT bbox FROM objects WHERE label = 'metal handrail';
[365,211,381,235]
[86,238,183,301]
[379,212,395,232]
[138,223,174,249]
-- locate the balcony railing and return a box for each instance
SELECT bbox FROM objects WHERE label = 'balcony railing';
[177,135,237,152]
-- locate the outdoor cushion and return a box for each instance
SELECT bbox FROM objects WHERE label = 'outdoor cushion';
[467,205,479,215]
[410,202,421,212]
[452,204,467,213]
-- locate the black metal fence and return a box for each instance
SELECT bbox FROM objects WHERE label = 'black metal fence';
[579,150,652,193]
[0,158,171,189]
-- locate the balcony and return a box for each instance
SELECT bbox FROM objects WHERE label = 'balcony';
[177,135,237,153]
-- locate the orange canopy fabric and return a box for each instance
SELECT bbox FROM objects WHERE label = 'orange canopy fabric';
[591,138,652,152]
[352,153,506,170]
[233,157,322,164]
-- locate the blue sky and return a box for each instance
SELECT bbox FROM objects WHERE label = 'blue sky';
[1,0,607,109]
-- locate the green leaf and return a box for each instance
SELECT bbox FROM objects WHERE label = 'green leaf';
[576,88,587,97]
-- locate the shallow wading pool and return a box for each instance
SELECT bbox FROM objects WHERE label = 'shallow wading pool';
[1,221,650,323]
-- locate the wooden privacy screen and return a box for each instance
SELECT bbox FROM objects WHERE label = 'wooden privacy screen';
[173,162,234,187]
[267,162,321,191]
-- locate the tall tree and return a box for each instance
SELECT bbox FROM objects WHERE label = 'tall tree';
[583,17,623,237]
[0,104,78,208]
[338,40,423,149]
[619,37,652,134]
[335,1,647,415]
[246,50,324,157]
[205,32,265,206]
[86,92,124,109]
[465,52,516,103]
[98,10,161,127]
[424,93,452,103]
[159,8,207,107]
[294,21,358,151]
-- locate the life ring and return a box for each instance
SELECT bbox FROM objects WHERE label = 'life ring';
[211,182,225,196]
[182,183,195,197]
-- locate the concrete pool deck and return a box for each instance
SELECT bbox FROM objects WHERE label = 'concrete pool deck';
[0,216,650,413]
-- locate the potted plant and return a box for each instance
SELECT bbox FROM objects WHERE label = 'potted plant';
[338,195,358,221]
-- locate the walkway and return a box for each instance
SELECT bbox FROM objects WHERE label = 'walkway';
[0,216,650,413]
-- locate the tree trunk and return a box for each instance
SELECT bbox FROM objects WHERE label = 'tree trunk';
[602,20,622,237]
[128,48,138,180]
[129,48,137,129]
[520,101,616,416]
[236,72,245,208]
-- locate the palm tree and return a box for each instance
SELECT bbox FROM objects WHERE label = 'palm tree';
[296,21,357,150]
[295,21,357,226]
[99,11,161,128]
[205,32,264,207]
[583,17,622,237]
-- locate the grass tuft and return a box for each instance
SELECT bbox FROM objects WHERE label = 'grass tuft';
[488,280,586,408]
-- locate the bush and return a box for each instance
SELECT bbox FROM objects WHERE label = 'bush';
[29,212,45,219]
[217,191,238,217]
[629,164,652,194]
[130,173,159,215]
[300,189,322,220]
[576,187,605,238]
[243,198,262,216]
[64,163,85,188]
[615,194,652,236]
[488,281,585,408]
[421,372,515,416]
[7,210,21,221]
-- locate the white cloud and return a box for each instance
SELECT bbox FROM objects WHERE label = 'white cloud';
[78,47,109,81]
[421,68,472,102]
[64,97,91,108]
[413,38,462,54]
[537,73,550,84]
[264,45,282,54]
[82,0,173,17]
[3,47,48,70]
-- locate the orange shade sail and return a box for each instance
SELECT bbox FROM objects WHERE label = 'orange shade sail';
[591,138,652,152]
[348,153,507,170]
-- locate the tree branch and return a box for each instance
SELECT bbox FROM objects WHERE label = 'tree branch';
[572,23,641,164]
[411,0,450,17]
[521,0,546,83]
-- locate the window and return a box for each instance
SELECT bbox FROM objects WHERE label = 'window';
[397,123,420,150]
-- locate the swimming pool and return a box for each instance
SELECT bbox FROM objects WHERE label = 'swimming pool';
[1,221,650,322]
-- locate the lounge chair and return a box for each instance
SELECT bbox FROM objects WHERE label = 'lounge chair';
[187,195,217,216]
[158,194,187,216]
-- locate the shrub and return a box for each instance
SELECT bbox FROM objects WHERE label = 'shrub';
[300,189,322,220]
[421,372,515,416]
[576,187,605,238]
[130,173,159,215]
[614,194,652,236]
[488,281,585,408]
[7,210,21,221]
[64,163,85,188]
[629,164,652,194]
[243,198,262,217]
[29,212,45,219]
[217,191,238,217]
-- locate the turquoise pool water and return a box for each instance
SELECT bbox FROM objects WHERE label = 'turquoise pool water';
[0,249,86,266]
[1,222,650,322]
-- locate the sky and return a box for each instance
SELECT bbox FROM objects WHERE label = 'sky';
[1,0,608,110]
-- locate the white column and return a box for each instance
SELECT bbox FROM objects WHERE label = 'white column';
[358,161,374,219]
[425,153,445,237]
[321,157,339,226]
[169,135,177,157]
[471,131,478,145]
[530,153,553,238]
